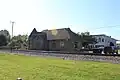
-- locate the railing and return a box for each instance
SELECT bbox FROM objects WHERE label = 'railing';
[9,49,120,57]
[0,49,120,57]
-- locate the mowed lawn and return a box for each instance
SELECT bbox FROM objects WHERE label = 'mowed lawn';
[0,53,120,80]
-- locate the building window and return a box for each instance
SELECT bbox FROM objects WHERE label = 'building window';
[102,38,104,42]
[110,42,114,46]
[99,38,101,42]
[95,38,98,43]
[95,45,98,48]
[52,42,56,48]
[74,42,78,48]
[60,41,64,48]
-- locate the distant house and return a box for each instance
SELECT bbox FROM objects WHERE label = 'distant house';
[28,28,82,51]
[91,34,118,48]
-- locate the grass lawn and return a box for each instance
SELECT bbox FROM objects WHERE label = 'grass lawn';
[0,53,120,80]
[118,49,120,53]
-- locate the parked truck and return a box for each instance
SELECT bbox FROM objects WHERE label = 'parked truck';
[103,46,118,54]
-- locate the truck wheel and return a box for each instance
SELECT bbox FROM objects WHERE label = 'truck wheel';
[116,51,118,54]
[104,52,107,54]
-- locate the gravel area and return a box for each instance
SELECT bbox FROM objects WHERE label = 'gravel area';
[0,50,120,64]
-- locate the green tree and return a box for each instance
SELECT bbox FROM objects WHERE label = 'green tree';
[0,35,7,46]
[8,34,28,49]
[78,32,97,48]
[0,29,10,46]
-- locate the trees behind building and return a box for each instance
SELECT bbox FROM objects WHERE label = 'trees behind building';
[77,31,97,48]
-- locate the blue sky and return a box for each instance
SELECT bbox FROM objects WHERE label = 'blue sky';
[0,0,120,40]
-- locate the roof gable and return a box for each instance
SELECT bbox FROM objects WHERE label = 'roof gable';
[29,28,80,40]
[29,28,37,37]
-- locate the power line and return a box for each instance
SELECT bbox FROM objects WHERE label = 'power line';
[87,25,120,31]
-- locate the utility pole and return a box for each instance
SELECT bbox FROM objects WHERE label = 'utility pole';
[10,21,15,53]
[11,21,15,38]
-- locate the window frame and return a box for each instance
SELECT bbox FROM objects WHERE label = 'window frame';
[52,41,56,48]
[74,41,78,48]
[60,41,64,48]
[99,38,101,42]
[102,38,104,42]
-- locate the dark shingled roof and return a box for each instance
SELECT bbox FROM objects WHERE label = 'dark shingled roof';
[42,28,70,40]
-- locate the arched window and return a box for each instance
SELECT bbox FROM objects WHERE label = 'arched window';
[99,38,101,42]
[52,41,56,48]
[74,42,78,48]
[60,41,64,48]
[102,38,104,42]
[110,42,114,46]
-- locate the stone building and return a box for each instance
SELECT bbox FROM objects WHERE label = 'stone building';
[28,28,82,51]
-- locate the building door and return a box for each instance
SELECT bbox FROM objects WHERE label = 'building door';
[51,41,56,50]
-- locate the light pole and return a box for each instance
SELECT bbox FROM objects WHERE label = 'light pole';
[10,21,15,53]
[11,21,15,38]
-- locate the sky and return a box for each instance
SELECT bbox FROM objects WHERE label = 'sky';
[0,0,120,40]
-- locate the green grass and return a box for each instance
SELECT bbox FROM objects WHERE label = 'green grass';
[118,49,120,53]
[0,53,120,80]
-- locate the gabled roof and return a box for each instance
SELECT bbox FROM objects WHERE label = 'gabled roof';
[42,28,70,40]
[29,28,37,37]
